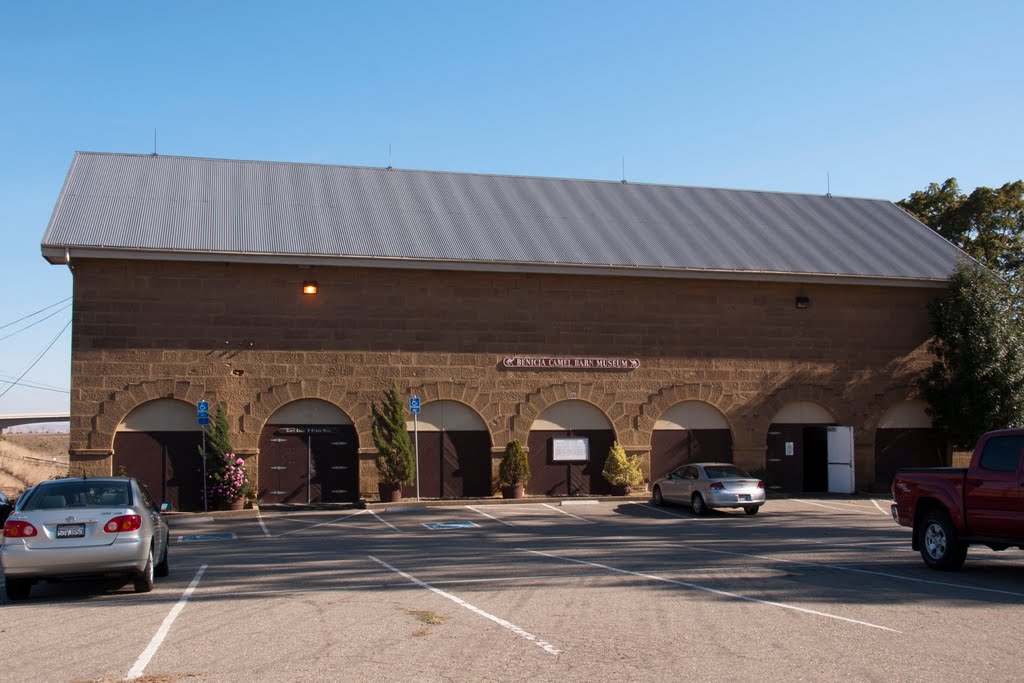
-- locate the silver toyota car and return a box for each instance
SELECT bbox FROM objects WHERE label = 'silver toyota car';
[1,477,169,601]
[652,463,766,515]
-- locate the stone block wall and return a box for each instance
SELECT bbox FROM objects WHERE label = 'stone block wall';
[66,258,939,492]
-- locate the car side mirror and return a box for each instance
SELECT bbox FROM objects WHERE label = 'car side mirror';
[159,502,174,513]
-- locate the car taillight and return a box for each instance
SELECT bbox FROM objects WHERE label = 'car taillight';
[757,481,765,489]
[709,482,725,490]
[103,515,142,533]
[4,520,37,537]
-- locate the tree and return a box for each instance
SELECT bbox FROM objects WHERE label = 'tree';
[202,402,233,468]
[919,262,1024,450]
[899,178,1024,289]
[370,382,416,486]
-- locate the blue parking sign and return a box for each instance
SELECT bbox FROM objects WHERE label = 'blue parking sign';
[198,400,210,425]
[409,396,421,413]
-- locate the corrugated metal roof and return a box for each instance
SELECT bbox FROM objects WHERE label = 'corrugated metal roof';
[41,152,963,283]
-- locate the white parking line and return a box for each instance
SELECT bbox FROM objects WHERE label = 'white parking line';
[519,548,899,632]
[627,502,703,520]
[788,499,882,515]
[275,510,369,537]
[672,543,1024,599]
[466,505,517,526]
[368,509,401,532]
[368,555,560,655]
[542,503,591,522]
[870,498,891,516]
[256,508,271,537]
[125,564,208,680]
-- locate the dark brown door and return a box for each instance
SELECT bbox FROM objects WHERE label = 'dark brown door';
[874,428,947,491]
[765,424,804,492]
[311,426,359,502]
[526,430,615,496]
[258,427,309,503]
[259,425,359,504]
[408,430,492,498]
[650,429,733,482]
[113,431,203,511]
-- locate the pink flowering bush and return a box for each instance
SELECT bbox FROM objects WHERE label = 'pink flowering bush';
[207,453,253,507]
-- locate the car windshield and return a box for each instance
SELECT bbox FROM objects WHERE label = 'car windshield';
[21,481,132,510]
[703,465,752,480]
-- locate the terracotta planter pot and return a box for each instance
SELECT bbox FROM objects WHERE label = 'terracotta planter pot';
[378,483,402,503]
[501,485,525,499]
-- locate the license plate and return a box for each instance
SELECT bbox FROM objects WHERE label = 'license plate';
[56,524,85,538]
[738,494,751,501]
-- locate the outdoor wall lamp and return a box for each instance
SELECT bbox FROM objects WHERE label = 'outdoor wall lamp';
[795,296,810,309]
[302,280,319,295]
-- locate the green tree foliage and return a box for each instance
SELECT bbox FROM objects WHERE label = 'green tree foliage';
[899,178,1024,289]
[920,263,1024,450]
[370,382,416,486]
[498,440,530,487]
[201,402,232,470]
[601,441,644,487]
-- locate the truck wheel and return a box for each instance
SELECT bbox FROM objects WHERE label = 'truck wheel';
[919,510,968,571]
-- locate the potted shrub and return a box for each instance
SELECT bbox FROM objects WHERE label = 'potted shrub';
[498,440,530,499]
[370,382,416,502]
[200,403,251,510]
[602,441,644,495]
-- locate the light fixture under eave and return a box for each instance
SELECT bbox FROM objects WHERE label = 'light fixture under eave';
[795,296,810,309]
[302,280,319,295]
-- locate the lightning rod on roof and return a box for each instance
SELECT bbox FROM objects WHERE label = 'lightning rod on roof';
[387,144,393,170]
[827,171,832,198]
[152,129,158,157]
[621,156,627,184]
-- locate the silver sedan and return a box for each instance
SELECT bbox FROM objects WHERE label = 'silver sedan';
[652,463,766,515]
[1,477,170,600]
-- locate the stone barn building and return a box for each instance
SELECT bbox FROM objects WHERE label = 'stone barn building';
[41,152,960,508]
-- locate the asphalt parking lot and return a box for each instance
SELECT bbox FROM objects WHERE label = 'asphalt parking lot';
[3,496,1023,682]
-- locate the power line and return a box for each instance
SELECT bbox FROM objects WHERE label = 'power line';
[0,297,71,330]
[0,377,70,394]
[0,373,68,392]
[0,304,72,342]
[0,320,71,401]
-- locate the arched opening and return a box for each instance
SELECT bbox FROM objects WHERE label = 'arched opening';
[527,400,615,496]
[406,400,492,498]
[650,401,733,481]
[765,401,839,493]
[874,400,946,491]
[258,399,358,504]
[113,399,203,511]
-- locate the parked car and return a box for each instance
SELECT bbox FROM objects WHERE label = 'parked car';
[891,428,1024,570]
[652,463,766,515]
[1,477,170,600]
[0,492,12,525]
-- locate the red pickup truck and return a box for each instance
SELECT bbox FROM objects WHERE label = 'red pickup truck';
[891,428,1024,570]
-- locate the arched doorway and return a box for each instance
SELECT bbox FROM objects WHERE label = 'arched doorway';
[650,401,733,481]
[874,400,946,491]
[257,399,358,504]
[406,400,492,498]
[765,401,837,493]
[113,399,203,511]
[527,400,615,496]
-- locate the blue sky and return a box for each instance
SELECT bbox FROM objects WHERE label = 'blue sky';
[1,1,1022,415]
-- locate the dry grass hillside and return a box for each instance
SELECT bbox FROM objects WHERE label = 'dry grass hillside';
[0,434,70,498]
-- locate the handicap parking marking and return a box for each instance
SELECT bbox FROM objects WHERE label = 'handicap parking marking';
[518,548,900,633]
[787,498,888,516]
[423,521,480,530]
[273,509,370,537]
[178,532,237,543]
[541,503,592,523]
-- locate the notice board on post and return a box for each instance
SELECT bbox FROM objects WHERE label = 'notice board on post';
[551,437,589,463]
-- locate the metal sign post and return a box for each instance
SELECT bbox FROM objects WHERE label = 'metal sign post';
[198,400,209,513]
[410,396,421,501]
